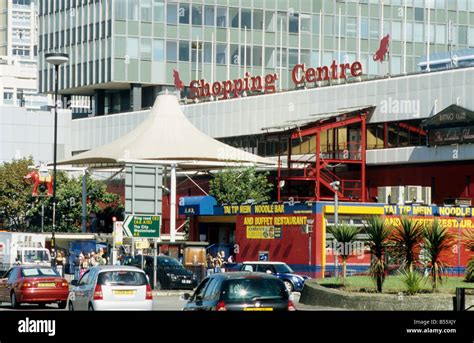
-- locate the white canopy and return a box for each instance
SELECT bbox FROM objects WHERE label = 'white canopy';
[58,93,275,170]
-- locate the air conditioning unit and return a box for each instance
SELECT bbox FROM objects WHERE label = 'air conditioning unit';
[422,187,432,205]
[405,186,423,204]
[377,187,391,204]
[391,186,405,205]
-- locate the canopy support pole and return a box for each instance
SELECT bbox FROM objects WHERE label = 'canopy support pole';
[170,163,177,243]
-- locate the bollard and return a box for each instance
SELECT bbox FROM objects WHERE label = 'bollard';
[455,287,465,311]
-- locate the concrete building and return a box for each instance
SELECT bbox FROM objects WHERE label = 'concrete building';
[38,0,474,116]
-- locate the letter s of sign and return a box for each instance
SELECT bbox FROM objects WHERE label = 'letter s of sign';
[188,81,200,99]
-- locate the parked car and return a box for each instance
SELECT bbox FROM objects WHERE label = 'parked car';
[182,272,296,311]
[125,255,198,290]
[239,261,309,292]
[68,265,153,311]
[0,266,69,309]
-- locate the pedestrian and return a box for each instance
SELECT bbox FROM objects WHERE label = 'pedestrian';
[213,252,223,273]
[56,251,65,277]
[206,254,214,276]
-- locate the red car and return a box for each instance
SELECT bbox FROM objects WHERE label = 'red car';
[0,266,69,309]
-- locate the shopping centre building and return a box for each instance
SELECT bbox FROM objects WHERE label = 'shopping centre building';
[35,0,474,274]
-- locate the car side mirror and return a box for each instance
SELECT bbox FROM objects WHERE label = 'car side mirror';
[180,293,191,301]
[70,280,79,286]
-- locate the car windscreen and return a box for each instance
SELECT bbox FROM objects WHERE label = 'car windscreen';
[157,257,182,267]
[221,278,288,302]
[21,268,59,278]
[97,271,147,286]
[273,264,294,274]
[23,250,49,263]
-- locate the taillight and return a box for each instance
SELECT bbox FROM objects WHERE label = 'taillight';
[216,301,227,311]
[287,300,296,311]
[61,281,69,288]
[146,284,153,300]
[21,282,32,289]
[93,284,103,300]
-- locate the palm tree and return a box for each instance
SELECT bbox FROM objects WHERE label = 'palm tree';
[463,229,474,282]
[390,217,424,272]
[364,216,391,293]
[328,224,360,284]
[423,220,454,291]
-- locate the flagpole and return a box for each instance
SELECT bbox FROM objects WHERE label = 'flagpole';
[227,27,230,80]
[319,10,322,86]
[280,17,283,91]
[244,26,247,77]
[211,32,215,99]
[403,0,407,74]
[195,36,199,81]
[357,4,361,62]
[426,2,431,72]
[338,7,341,63]
[262,13,266,78]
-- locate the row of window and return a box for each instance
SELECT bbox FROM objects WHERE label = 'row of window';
[39,20,111,51]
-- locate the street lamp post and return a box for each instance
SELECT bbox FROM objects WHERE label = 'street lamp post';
[330,181,340,278]
[45,52,69,267]
[456,217,463,277]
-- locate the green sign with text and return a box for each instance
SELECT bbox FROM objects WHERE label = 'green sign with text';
[123,215,161,238]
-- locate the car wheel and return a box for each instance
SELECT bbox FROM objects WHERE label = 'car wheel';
[58,301,67,309]
[68,301,74,311]
[88,303,94,311]
[283,280,294,293]
[10,292,20,309]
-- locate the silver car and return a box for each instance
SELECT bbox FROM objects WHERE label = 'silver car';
[68,266,153,311]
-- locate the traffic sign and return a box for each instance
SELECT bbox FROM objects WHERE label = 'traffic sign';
[123,215,161,238]
[113,221,123,245]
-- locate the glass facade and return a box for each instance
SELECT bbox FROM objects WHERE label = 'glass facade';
[38,0,474,114]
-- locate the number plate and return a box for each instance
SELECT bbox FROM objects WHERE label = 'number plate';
[181,280,191,284]
[243,308,273,311]
[38,283,56,288]
[113,290,136,296]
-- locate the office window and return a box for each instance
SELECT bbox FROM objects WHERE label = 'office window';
[310,50,319,66]
[128,0,138,21]
[179,4,190,24]
[141,38,152,59]
[254,10,264,30]
[288,49,298,67]
[265,47,275,68]
[167,4,177,25]
[216,7,227,27]
[457,0,467,11]
[346,17,356,37]
[192,5,202,26]
[361,18,369,39]
[153,39,164,61]
[154,0,164,22]
[230,8,239,28]
[436,24,446,44]
[230,44,239,65]
[458,26,468,45]
[289,14,298,33]
[253,46,262,67]
[203,42,212,63]
[191,41,203,63]
[127,37,139,59]
[436,0,445,9]
[241,9,251,29]
[141,0,152,22]
[370,19,379,39]
[179,41,189,61]
[277,12,288,32]
[166,41,177,62]
[414,8,423,21]
[216,44,226,65]
[392,56,401,74]
[324,16,334,35]
[414,23,423,42]
[392,21,401,41]
[240,46,251,66]
[204,6,215,26]
[406,22,413,41]
[312,14,320,34]
[265,11,276,32]
[469,27,474,47]
[115,0,126,20]
[276,48,287,68]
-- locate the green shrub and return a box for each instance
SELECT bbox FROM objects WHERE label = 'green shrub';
[465,258,474,283]
[400,269,426,295]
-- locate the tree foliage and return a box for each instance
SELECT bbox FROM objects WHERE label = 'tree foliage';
[328,224,361,284]
[209,167,273,204]
[364,216,391,293]
[422,220,454,291]
[0,159,124,232]
[390,217,424,272]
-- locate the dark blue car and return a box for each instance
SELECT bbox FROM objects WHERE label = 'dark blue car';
[239,262,309,292]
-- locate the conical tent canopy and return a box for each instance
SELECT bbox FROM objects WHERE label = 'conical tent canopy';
[58,94,274,169]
